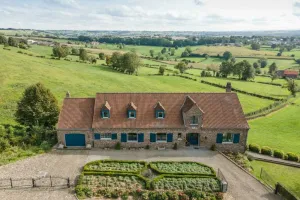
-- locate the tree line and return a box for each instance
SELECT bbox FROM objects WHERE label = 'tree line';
[0,35,29,49]
[107,51,141,75]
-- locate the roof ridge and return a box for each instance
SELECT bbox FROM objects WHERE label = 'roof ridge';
[96,92,236,94]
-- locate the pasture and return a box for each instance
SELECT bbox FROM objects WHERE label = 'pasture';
[1,45,272,124]
[251,160,300,197]
[248,97,300,154]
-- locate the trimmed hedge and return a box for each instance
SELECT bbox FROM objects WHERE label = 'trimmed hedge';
[286,153,299,162]
[261,146,272,156]
[149,161,216,176]
[249,144,260,153]
[83,160,148,173]
[200,80,283,101]
[273,150,284,159]
[256,81,282,87]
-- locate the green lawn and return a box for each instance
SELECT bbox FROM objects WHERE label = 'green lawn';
[251,160,300,197]
[200,77,290,98]
[248,97,300,154]
[0,45,274,124]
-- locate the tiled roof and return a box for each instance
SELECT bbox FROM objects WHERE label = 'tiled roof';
[284,70,299,75]
[102,101,111,110]
[57,98,95,129]
[155,102,165,111]
[91,93,249,129]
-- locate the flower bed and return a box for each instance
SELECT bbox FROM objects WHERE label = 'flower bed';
[150,161,215,176]
[81,173,147,190]
[152,175,221,192]
[84,160,147,173]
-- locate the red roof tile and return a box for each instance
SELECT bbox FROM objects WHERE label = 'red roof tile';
[91,93,249,129]
[284,70,299,75]
[57,98,95,129]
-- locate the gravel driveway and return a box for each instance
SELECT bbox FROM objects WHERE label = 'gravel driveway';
[0,149,281,200]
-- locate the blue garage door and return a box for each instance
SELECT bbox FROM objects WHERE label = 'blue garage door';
[65,134,86,147]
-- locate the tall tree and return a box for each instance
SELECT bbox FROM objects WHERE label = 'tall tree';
[175,62,187,74]
[71,48,79,55]
[271,44,277,49]
[15,83,59,128]
[0,35,7,45]
[122,52,141,74]
[8,37,18,47]
[79,48,88,61]
[149,50,155,58]
[170,48,175,56]
[111,52,123,68]
[161,47,167,54]
[253,62,259,69]
[223,51,232,61]
[286,79,298,96]
[52,45,69,59]
[258,58,268,68]
[268,62,278,74]
[99,52,105,60]
[251,43,261,50]
[219,61,233,78]
[241,60,255,80]
[185,46,192,54]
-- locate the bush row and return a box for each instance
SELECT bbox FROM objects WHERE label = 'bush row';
[245,100,288,119]
[256,81,282,87]
[248,144,299,162]
[201,80,284,101]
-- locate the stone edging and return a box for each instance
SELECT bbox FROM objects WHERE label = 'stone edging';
[217,150,274,192]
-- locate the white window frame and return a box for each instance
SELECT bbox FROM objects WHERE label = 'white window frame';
[127,133,138,142]
[156,133,167,143]
[128,111,136,119]
[157,111,164,119]
[222,133,233,144]
[102,110,109,118]
[101,133,112,140]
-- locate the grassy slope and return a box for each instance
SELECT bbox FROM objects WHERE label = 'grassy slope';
[248,97,300,154]
[251,160,300,197]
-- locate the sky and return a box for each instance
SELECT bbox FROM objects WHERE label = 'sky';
[0,0,300,31]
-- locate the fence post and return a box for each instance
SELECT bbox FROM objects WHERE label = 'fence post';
[275,183,279,194]
[32,178,35,188]
[50,176,52,187]
[67,178,70,188]
[10,178,13,188]
[260,168,263,178]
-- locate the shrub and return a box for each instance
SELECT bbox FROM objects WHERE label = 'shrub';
[273,149,284,159]
[40,141,51,151]
[82,186,92,197]
[210,144,216,151]
[184,189,205,199]
[115,142,121,150]
[286,152,299,162]
[173,142,178,150]
[145,144,150,150]
[216,192,224,200]
[0,138,11,152]
[75,185,84,197]
[261,146,272,156]
[249,144,260,153]
[178,193,189,200]
[166,191,179,200]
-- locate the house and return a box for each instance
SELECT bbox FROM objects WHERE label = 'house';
[276,70,299,79]
[57,85,249,152]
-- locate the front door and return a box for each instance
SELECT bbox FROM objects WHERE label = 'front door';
[186,133,199,146]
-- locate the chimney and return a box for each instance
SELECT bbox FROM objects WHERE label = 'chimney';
[66,91,71,98]
[226,82,231,93]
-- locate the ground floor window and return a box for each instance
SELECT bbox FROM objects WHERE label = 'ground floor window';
[102,133,112,140]
[222,133,233,143]
[94,133,100,140]
[157,133,167,142]
[128,133,138,142]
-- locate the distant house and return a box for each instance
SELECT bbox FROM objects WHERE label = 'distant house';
[57,85,249,153]
[27,39,37,44]
[91,42,99,46]
[276,70,299,79]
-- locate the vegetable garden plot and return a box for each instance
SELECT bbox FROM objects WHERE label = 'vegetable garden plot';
[82,174,146,190]
[84,160,146,173]
[150,161,215,175]
[152,176,221,192]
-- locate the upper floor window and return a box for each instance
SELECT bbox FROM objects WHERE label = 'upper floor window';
[101,109,110,118]
[156,110,165,119]
[190,116,198,125]
[128,110,136,119]
[223,133,233,143]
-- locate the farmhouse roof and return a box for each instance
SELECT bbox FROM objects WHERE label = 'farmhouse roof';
[57,93,249,130]
[284,70,299,75]
[57,98,95,129]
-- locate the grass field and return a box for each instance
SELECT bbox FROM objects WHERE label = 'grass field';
[251,160,300,197]
[248,97,300,154]
[200,77,290,98]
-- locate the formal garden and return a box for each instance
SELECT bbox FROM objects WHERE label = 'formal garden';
[76,160,223,200]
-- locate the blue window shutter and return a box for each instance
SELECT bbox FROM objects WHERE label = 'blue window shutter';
[216,133,223,144]
[155,110,158,118]
[121,133,127,142]
[167,133,173,142]
[111,133,117,140]
[94,133,101,140]
[138,133,144,143]
[233,134,240,143]
[150,133,156,143]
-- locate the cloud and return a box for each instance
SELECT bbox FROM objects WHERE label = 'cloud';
[194,0,205,6]
[294,2,300,8]
[204,14,245,24]
[46,0,80,8]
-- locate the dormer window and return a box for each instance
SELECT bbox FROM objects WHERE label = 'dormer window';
[101,109,110,118]
[101,101,111,119]
[127,102,137,119]
[128,110,136,119]
[156,110,165,119]
[190,116,198,125]
[155,102,166,119]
